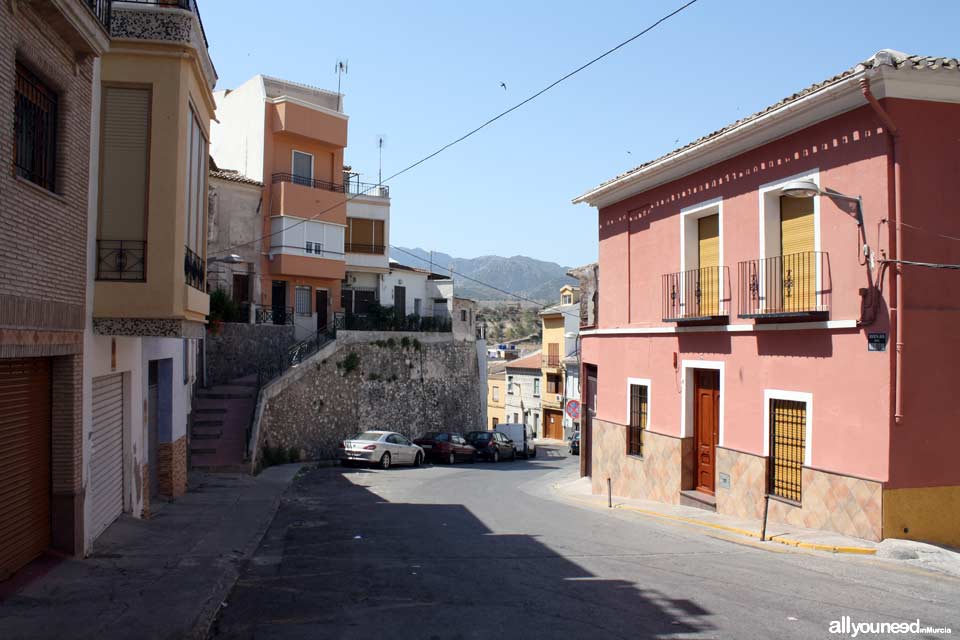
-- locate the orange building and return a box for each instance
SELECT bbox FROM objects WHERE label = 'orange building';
[211,76,348,337]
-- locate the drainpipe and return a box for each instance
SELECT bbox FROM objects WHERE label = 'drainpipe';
[860,77,903,424]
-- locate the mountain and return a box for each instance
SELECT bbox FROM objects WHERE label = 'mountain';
[391,247,577,303]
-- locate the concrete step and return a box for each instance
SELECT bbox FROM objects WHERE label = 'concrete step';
[193,406,227,415]
[192,417,225,428]
[230,374,259,388]
[191,447,217,455]
[191,431,222,440]
[679,489,717,512]
[198,389,256,400]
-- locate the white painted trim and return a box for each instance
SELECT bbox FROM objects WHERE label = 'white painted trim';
[268,214,347,229]
[680,360,724,445]
[580,319,857,337]
[266,95,350,121]
[679,197,724,316]
[291,149,314,182]
[763,389,813,467]
[625,377,652,432]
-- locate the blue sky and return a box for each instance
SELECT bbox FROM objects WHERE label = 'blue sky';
[202,0,959,267]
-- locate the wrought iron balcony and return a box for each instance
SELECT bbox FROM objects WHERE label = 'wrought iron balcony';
[272,172,345,194]
[112,0,208,47]
[662,266,730,322]
[96,240,145,281]
[345,242,386,255]
[86,0,111,29]
[184,246,205,291]
[345,179,389,198]
[738,251,830,319]
[542,354,562,369]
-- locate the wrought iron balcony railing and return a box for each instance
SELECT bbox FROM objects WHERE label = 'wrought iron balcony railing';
[272,172,345,194]
[86,0,111,29]
[96,240,145,281]
[184,246,205,291]
[738,251,830,318]
[345,180,389,198]
[542,355,562,369]
[662,266,730,321]
[345,242,386,255]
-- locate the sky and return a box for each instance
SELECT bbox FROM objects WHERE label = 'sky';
[201,0,960,267]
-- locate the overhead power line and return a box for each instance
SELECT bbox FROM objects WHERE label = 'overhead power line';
[210,0,701,257]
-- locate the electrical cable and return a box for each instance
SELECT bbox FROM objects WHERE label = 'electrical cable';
[209,0,701,257]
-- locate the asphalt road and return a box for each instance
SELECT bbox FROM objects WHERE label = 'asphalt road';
[212,445,959,639]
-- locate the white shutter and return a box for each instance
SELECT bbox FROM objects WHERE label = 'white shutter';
[90,374,124,542]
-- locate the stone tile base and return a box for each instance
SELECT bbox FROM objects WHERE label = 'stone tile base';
[158,436,188,498]
[590,418,685,504]
[715,447,882,541]
[141,463,150,519]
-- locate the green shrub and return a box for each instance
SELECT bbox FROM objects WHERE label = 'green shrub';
[339,352,360,374]
[209,288,243,323]
[400,336,411,349]
[288,447,301,463]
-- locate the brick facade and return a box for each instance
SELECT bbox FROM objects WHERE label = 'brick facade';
[0,2,99,560]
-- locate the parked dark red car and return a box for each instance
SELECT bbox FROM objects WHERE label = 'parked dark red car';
[413,432,476,464]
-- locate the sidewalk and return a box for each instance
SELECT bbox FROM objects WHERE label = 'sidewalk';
[554,475,879,555]
[0,464,305,640]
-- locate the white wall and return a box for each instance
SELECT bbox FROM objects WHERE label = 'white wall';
[503,366,542,437]
[345,195,389,274]
[210,76,267,181]
[381,270,430,316]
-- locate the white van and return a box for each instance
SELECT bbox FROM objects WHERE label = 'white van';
[495,423,537,459]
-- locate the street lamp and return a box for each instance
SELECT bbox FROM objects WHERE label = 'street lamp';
[207,253,244,265]
[781,179,863,228]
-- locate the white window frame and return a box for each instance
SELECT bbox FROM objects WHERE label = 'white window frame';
[492,385,500,402]
[680,359,724,445]
[295,285,312,316]
[533,377,541,397]
[678,196,724,316]
[757,169,822,310]
[763,389,813,467]
[292,150,314,183]
[625,377,652,431]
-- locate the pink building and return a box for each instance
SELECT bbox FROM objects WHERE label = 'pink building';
[573,50,960,547]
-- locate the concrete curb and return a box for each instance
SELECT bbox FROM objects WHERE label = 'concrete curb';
[559,486,877,556]
[189,463,307,640]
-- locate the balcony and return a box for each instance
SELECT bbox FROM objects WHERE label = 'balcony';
[662,266,730,323]
[541,393,564,410]
[269,217,346,280]
[184,246,205,291]
[272,172,344,194]
[345,243,386,255]
[346,179,389,199]
[270,174,346,222]
[542,354,562,371]
[738,251,830,320]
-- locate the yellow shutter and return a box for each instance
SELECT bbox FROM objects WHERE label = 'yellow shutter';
[697,215,720,315]
[99,87,150,241]
[779,197,816,311]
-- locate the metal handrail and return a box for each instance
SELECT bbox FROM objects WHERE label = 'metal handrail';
[272,172,345,194]
[345,180,389,198]
[738,251,830,318]
[662,266,730,321]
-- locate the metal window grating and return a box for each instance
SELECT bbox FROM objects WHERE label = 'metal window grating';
[768,399,806,502]
[14,63,57,192]
[627,384,647,457]
[295,286,311,316]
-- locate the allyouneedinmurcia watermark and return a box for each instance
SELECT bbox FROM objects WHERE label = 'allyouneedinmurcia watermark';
[829,616,952,637]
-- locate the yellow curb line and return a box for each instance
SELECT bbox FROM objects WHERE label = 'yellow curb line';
[561,490,876,556]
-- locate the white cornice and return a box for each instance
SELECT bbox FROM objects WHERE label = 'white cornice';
[574,66,960,209]
[580,319,858,337]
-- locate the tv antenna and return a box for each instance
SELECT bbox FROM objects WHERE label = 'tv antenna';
[376,134,386,185]
[335,59,348,111]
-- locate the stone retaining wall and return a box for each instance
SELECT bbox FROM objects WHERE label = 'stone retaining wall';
[205,323,296,386]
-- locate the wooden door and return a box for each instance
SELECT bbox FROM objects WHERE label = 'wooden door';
[780,196,816,312]
[394,286,406,318]
[697,214,720,316]
[316,290,329,332]
[271,280,287,324]
[693,369,720,494]
[583,367,597,477]
[232,274,250,305]
[545,411,563,440]
[0,358,51,580]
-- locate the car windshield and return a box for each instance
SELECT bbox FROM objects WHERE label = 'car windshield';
[467,433,491,441]
[353,432,383,441]
[421,432,449,441]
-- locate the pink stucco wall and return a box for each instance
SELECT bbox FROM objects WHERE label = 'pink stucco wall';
[584,103,902,484]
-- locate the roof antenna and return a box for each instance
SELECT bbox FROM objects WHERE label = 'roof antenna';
[377,134,386,185]
[335,59,348,111]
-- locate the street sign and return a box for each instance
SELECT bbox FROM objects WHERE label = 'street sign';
[867,332,888,352]
[565,399,581,419]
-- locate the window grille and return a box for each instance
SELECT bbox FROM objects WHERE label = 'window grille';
[768,399,806,502]
[627,384,647,457]
[295,286,311,316]
[14,62,57,191]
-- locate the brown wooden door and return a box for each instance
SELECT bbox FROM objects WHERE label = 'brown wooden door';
[545,411,563,440]
[394,286,406,318]
[583,367,597,477]
[693,369,720,494]
[316,290,328,332]
[232,274,250,305]
[0,358,51,580]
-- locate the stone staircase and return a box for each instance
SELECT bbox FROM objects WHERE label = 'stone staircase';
[189,374,258,472]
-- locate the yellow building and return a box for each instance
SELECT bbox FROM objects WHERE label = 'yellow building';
[540,286,580,440]
[487,370,506,429]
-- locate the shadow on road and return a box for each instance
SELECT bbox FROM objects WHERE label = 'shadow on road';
[212,467,714,639]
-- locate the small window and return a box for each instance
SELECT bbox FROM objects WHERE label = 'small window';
[513,413,519,423]
[627,384,647,457]
[14,62,58,192]
[768,399,806,502]
[492,386,500,402]
[507,376,514,394]
[460,309,467,322]
[305,241,314,254]
[562,294,572,304]
[295,286,311,316]
[533,378,541,397]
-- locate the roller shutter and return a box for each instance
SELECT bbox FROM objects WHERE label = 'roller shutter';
[0,358,51,580]
[697,214,720,315]
[90,374,124,541]
[780,196,816,311]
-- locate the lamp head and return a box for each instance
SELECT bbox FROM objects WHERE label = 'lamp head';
[781,179,821,199]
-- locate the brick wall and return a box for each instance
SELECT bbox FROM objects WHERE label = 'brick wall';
[157,436,188,498]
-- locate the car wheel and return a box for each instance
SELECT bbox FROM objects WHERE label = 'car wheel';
[493,449,500,463]
[448,452,456,465]
[379,452,391,470]
[414,452,423,467]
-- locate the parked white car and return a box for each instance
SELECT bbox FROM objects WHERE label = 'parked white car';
[339,431,424,469]
[495,423,537,459]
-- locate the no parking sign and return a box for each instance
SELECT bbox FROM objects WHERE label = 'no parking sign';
[565,399,581,419]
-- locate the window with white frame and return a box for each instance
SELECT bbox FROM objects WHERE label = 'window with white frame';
[292,150,313,186]
[295,285,311,316]
[492,385,500,402]
[533,378,541,397]
[507,375,514,394]
[627,383,648,457]
[767,395,809,503]
[562,294,572,304]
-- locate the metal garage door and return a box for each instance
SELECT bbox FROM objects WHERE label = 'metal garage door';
[90,374,124,541]
[0,358,51,580]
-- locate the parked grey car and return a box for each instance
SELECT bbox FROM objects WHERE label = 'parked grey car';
[339,431,424,469]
